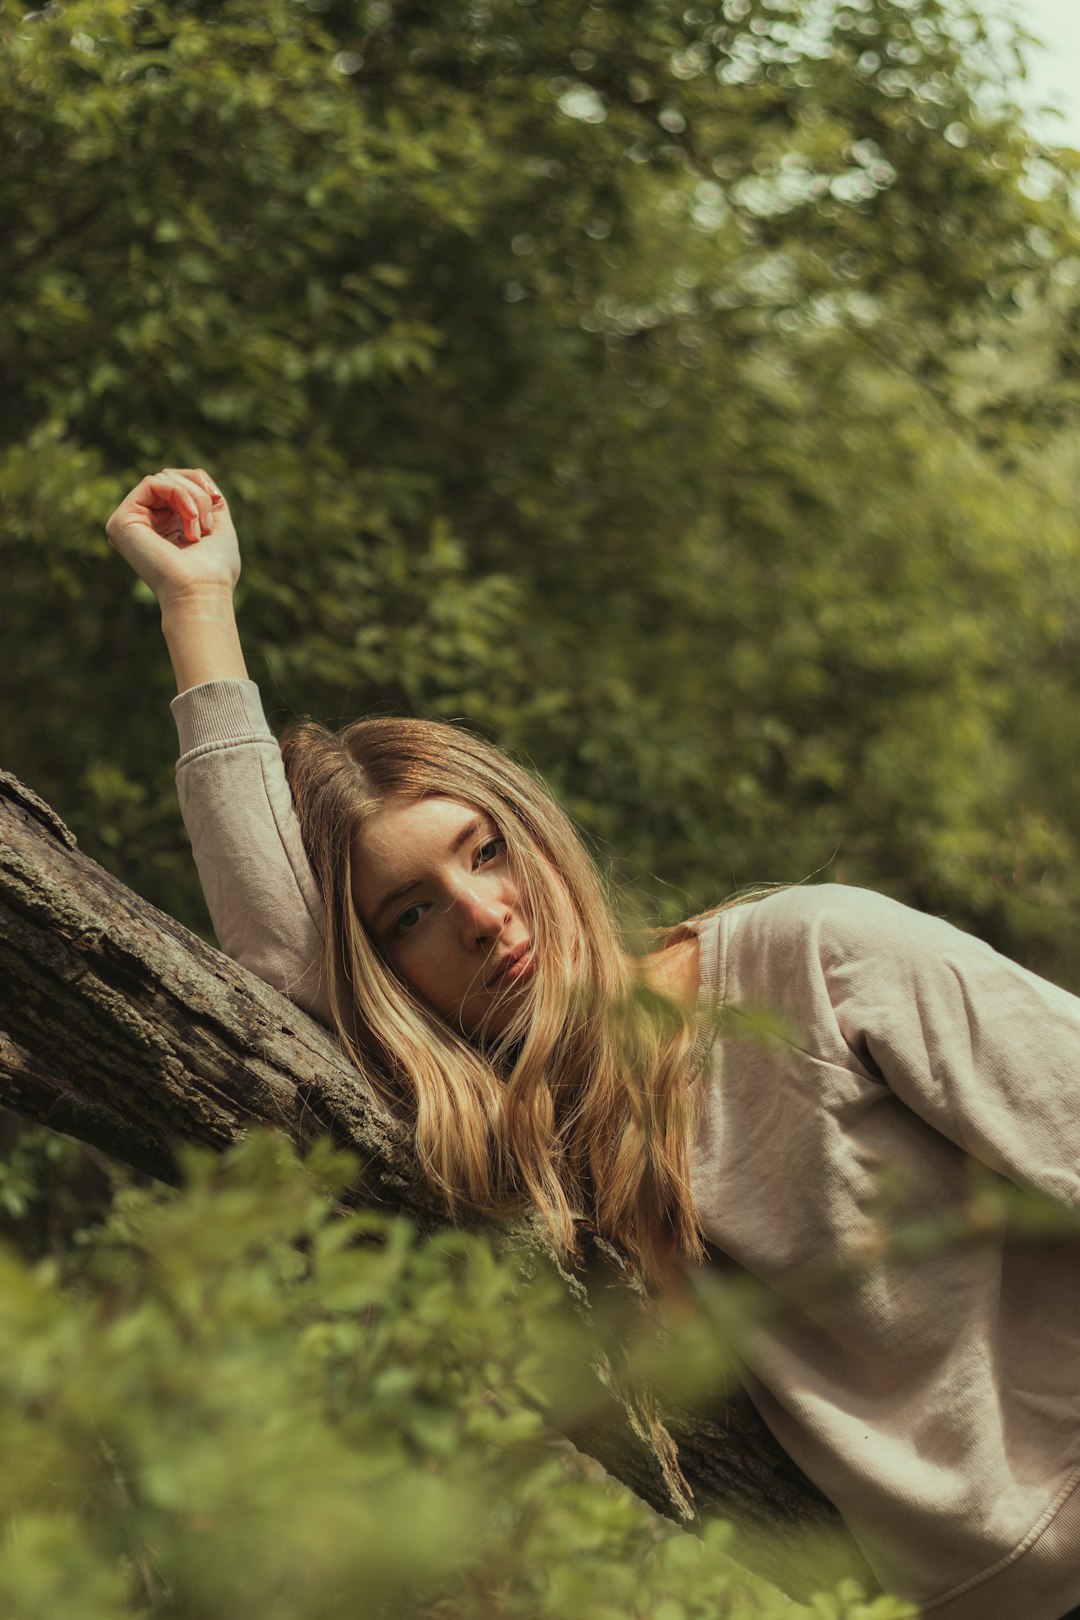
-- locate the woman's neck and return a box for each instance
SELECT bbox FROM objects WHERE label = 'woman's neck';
[636,935,700,1005]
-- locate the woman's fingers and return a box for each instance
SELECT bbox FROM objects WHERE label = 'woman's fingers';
[160,468,220,540]
[123,475,200,545]
[139,469,218,543]
[106,475,183,551]
[106,468,229,567]
[173,467,224,508]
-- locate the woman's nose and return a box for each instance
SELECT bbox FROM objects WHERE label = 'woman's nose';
[456,885,510,942]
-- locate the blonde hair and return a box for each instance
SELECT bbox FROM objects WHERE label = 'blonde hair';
[279,714,710,1278]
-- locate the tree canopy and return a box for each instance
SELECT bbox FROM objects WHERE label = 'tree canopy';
[6,0,1080,974]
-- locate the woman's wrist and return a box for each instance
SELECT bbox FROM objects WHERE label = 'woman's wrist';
[160,587,248,694]
[158,580,237,616]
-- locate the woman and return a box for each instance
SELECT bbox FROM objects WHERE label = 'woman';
[106,467,1080,1620]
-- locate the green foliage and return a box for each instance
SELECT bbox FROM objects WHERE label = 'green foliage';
[4,2,1080,1602]
[0,1133,917,1619]
[4,0,1080,977]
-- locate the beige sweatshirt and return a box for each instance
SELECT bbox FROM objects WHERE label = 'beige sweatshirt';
[173,679,1080,1619]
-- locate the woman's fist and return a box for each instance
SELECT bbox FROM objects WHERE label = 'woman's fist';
[105,467,240,607]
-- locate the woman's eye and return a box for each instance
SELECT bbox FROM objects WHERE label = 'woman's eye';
[476,837,505,866]
[392,904,423,937]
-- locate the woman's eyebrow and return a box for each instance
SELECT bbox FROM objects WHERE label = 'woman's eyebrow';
[370,816,489,927]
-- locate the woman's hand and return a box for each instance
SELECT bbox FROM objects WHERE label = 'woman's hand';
[105,467,240,609]
[106,467,249,693]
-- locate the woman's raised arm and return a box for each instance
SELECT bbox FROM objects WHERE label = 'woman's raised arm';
[105,469,331,1024]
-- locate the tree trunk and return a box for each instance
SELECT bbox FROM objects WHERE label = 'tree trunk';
[0,768,877,1600]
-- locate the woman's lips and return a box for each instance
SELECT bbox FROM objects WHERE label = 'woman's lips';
[488,945,534,988]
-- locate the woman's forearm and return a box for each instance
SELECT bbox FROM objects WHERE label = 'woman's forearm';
[160,588,248,695]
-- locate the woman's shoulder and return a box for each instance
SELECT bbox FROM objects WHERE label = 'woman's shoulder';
[688,884,994,1013]
[712,881,963,985]
[713,880,915,942]
[732,881,913,932]
[682,884,919,1060]
[717,883,1004,1010]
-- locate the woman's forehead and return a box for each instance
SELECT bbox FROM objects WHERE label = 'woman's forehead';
[356,793,491,845]
[351,796,492,891]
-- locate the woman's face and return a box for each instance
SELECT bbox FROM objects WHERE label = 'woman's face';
[351,794,537,1037]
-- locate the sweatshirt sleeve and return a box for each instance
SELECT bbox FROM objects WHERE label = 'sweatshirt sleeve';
[817,886,1080,1212]
[170,679,332,1025]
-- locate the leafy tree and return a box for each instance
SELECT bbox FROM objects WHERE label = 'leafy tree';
[4,0,1079,968]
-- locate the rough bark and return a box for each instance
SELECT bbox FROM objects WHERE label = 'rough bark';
[0,769,877,1600]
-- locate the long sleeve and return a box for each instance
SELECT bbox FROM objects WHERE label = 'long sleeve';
[814,886,1080,1212]
[170,679,332,1025]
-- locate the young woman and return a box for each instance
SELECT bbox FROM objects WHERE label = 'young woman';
[106,467,1080,1620]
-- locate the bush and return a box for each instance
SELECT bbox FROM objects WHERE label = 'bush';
[0,1132,915,1619]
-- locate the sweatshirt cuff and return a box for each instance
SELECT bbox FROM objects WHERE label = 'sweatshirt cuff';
[170,679,276,758]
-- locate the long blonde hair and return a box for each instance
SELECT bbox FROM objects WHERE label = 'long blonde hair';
[279,714,709,1278]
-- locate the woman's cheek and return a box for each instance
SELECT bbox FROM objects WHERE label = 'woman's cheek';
[406,941,461,1014]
